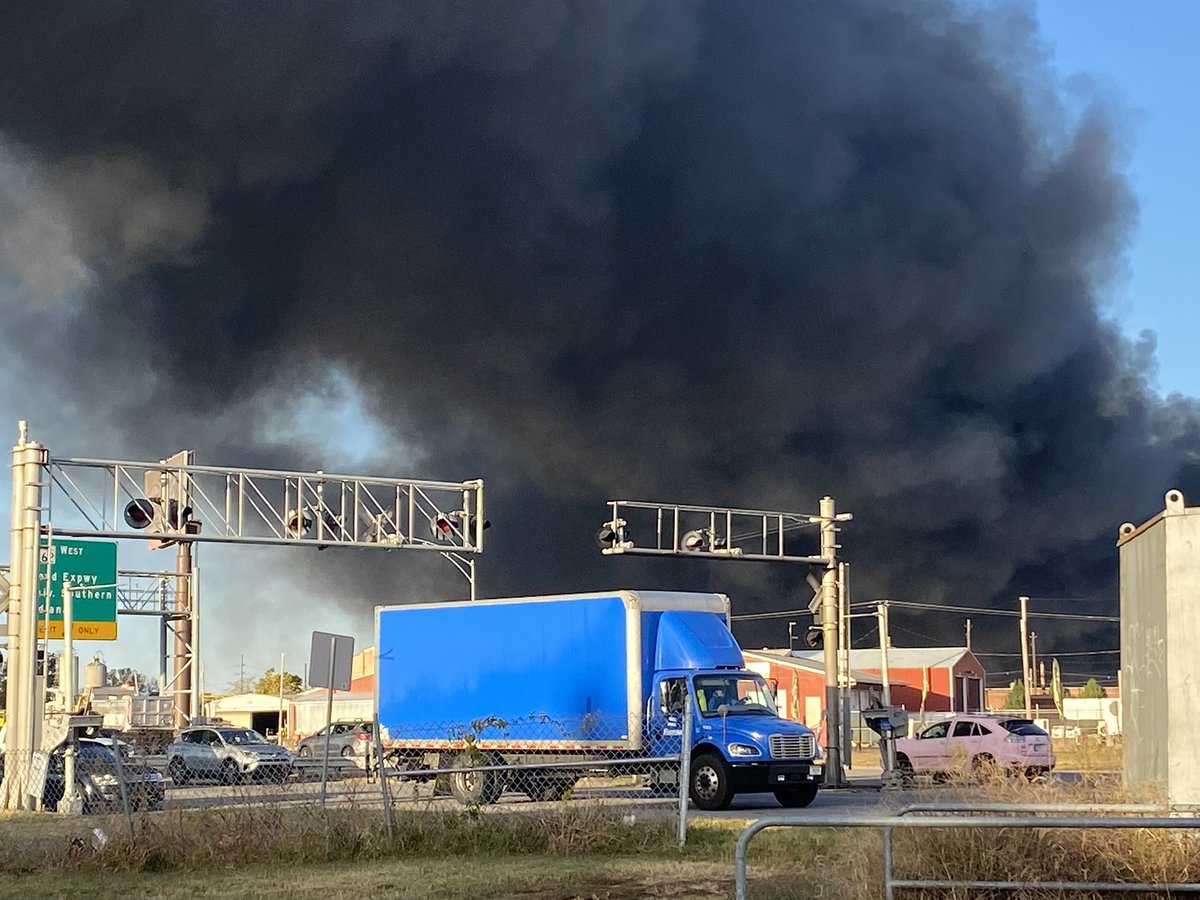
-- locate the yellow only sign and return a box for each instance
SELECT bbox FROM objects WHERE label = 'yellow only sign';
[36,620,118,641]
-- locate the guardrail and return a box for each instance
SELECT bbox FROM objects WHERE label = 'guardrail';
[734,802,1200,900]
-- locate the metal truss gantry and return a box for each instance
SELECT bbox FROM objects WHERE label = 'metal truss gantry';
[598,496,852,788]
[598,499,828,564]
[2,421,485,811]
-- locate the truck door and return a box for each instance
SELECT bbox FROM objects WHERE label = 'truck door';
[647,676,688,757]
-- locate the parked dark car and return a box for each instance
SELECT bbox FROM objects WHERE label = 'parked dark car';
[0,738,165,812]
[295,720,374,761]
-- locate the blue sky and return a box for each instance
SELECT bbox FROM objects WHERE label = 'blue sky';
[1032,0,1200,396]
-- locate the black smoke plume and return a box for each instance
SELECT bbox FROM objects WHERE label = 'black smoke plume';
[1,1,1197,665]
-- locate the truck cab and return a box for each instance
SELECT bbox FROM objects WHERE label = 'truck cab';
[645,608,822,810]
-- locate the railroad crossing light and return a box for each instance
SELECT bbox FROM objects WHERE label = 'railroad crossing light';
[680,528,727,552]
[597,519,632,551]
[124,499,156,529]
[287,509,313,537]
[431,513,456,540]
[805,627,823,649]
[123,497,194,548]
[466,516,490,546]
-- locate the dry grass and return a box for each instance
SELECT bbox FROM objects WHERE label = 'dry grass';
[4,765,1198,900]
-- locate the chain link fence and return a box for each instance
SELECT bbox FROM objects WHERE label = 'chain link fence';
[1,708,694,847]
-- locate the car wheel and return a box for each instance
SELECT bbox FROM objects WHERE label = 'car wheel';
[168,757,189,786]
[689,752,734,811]
[220,759,242,786]
[972,753,1000,781]
[298,745,312,758]
[895,754,916,788]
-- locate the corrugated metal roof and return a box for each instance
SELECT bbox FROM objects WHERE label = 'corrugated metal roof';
[789,646,973,670]
[744,649,887,685]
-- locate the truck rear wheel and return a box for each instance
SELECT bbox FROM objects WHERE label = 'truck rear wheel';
[773,784,819,808]
[689,752,734,811]
[449,752,504,805]
[522,776,576,802]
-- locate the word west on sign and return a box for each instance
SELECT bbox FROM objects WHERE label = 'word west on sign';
[35,538,119,641]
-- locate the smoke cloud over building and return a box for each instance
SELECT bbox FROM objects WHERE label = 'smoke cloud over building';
[1,1,1197,658]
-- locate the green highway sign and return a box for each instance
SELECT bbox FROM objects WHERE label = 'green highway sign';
[36,538,118,641]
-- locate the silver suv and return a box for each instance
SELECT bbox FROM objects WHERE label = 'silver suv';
[295,720,374,761]
[168,726,294,785]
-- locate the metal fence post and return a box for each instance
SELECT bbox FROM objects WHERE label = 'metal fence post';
[372,715,393,838]
[109,740,135,842]
[882,825,894,900]
[678,693,693,848]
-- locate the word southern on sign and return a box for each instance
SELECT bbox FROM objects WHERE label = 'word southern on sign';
[36,538,118,641]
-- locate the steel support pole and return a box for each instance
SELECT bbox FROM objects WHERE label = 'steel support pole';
[20,439,45,791]
[819,496,844,787]
[158,578,169,695]
[189,556,200,721]
[1020,595,1032,720]
[2,429,26,809]
[60,583,82,815]
[174,541,192,726]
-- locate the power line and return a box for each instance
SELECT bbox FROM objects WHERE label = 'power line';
[877,599,1119,623]
[974,649,1120,658]
[739,599,1118,623]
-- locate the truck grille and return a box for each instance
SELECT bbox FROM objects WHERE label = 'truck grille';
[769,733,816,759]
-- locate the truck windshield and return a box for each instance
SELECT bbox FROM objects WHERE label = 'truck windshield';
[693,674,777,717]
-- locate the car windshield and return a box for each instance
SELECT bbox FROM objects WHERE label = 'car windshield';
[693,674,777,717]
[1000,719,1048,737]
[218,729,269,745]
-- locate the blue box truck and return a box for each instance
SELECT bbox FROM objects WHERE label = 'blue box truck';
[375,589,822,809]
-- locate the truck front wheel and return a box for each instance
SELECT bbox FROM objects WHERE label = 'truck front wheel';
[689,752,734,811]
[773,784,819,808]
[449,752,505,805]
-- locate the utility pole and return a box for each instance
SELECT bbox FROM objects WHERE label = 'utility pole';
[877,601,895,772]
[1019,595,1032,720]
[240,655,245,693]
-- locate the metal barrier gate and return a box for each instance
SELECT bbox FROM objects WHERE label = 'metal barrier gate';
[735,802,1200,900]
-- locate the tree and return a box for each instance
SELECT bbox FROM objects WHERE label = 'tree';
[256,667,303,696]
[1080,678,1105,699]
[1001,679,1025,709]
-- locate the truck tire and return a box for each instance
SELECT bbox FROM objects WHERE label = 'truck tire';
[689,752,734,811]
[773,784,819,808]
[449,752,504,805]
[523,777,576,802]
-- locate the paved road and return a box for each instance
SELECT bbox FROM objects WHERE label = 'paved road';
[159,765,892,816]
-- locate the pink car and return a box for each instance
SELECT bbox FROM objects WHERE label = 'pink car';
[894,714,1056,781]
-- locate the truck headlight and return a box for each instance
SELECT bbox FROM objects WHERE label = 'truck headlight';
[727,743,761,757]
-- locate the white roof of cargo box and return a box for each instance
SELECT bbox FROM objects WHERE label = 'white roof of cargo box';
[376,589,730,614]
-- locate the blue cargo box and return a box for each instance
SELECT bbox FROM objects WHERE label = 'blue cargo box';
[374,590,732,751]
